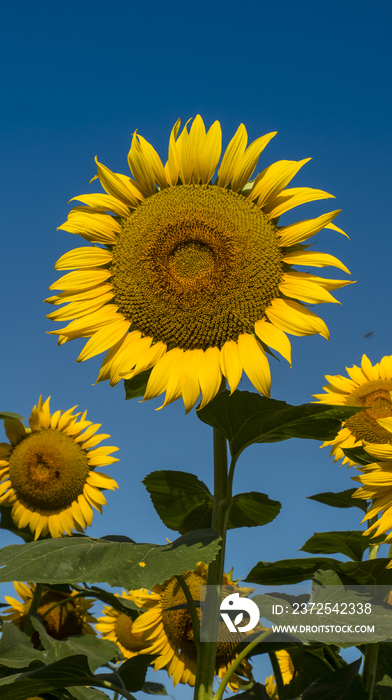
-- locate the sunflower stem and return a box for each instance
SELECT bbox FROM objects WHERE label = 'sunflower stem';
[214,628,273,700]
[268,652,286,700]
[23,582,44,637]
[363,642,379,700]
[176,574,201,654]
[194,379,231,700]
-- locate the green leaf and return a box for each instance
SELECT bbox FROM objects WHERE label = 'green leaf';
[342,446,375,466]
[307,488,369,513]
[0,529,220,588]
[197,390,362,463]
[143,471,213,534]
[124,369,153,400]
[74,584,139,619]
[377,674,392,699]
[0,654,98,700]
[0,412,24,421]
[30,617,120,671]
[300,530,385,562]
[142,682,168,695]
[115,655,156,692]
[69,688,111,700]
[245,557,338,585]
[301,658,366,699]
[228,492,280,528]
[235,683,270,700]
[246,557,392,586]
[0,623,47,669]
[144,471,280,533]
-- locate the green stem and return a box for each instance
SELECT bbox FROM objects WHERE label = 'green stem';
[362,642,379,700]
[194,379,231,700]
[99,681,136,700]
[368,509,379,560]
[268,652,285,700]
[214,628,274,700]
[176,574,201,654]
[23,582,44,637]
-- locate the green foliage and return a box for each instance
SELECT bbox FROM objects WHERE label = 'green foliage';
[0,623,47,669]
[376,675,392,700]
[342,446,376,466]
[300,530,385,562]
[142,681,168,695]
[73,584,139,619]
[307,488,369,513]
[144,471,280,533]
[197,390,362,463]
[0,529,220,588]
[124,369,153,399]
[246,557,392,586]
[234,683,270,700]
[0,412,24,420]
[298,657,366,699]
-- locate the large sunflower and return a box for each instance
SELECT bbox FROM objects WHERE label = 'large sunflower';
[2,581,96,639]
[313,354,392,466]
[121,563,254,690]
[47,116,350,412]
[0,396,119,539]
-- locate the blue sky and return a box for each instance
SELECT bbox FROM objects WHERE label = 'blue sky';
[1,0,392,694]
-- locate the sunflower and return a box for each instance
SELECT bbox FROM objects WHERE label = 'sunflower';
[121,563,254,690]
[0,395,119,539]
[313,354,392,466]
[2,581,96,640]
[96,588,159,659]
[265,650,294,698]
[46,116,350,412]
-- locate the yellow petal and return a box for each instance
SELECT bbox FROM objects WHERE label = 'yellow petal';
[220,340,243,393]
[198,347,222,409]
[249,158,311,208]
[78,494,93,527]
[379,356,392,380]
[4,419,27,446]
[144,348,184,401]
[189,115,206,184]
[361,354,379,382]
[177,120,193,185]
[278,210,341,247]
[77,320,131,362]
[181,349,203,413]
[49,268,112,292]
[265,298,330,340]
[378,417,392,434]
[136,134,167,189]
[46,293,114,322]
[55,247,113,271]
[218,124,247,189]
[237,334,271,397]
[264,186,335,219]
[165,119,181,187]
[127,131,156,196]
[45,283,113,305]
[95,157,140,206]
[157,350,186,409]
[254,319,292,365]
[69,193,131,217]
[119,340,167,384]
[282,250,350,274]
[199,121,222,185]
[279,272,341,305]
[324,221,350,239]
[50,306,121,339]
[87,471,118,490]
[231,132,276,192]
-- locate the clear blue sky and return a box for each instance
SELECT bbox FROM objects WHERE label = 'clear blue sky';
[1,0,392,694]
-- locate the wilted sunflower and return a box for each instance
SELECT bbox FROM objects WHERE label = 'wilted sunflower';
[0,396,119,539]
[265,650,294,698]
[313,354,392,466]
[47,116,350,412]
[96,588,159,659]
[123,563,254,690]
[2,581,95,639]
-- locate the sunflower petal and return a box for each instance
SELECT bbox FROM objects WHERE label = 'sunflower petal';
[55,247,113,271]
[254,319,292,365]
[77,320,131,362]
[69,193,131,217]
[282,250,350,274]
[265,298,330,340]
[231,131,276,192]
[198,347,222,409]
[264,186,335,219]
[199,121,222,185]
[237,334,271,397]
[278,210,341,247]
[218,124,247,189]
[128,132,156,196]
[95,157,140,206]
[249,158,311,208]
[220,340,243,394]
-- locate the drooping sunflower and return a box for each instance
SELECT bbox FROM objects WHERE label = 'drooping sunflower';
[313,354,392,466]
[0,396,119,539]
[2,581,96,640]
[122,563,254,690]
[265,650,295,698]
[96,588,159,659]
[47,116,350,412]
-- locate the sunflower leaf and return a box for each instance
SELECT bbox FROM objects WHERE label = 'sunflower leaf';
[142,682,168,695]
[197,390,363,463]
[143,471,280,533]
[245,557,392,586]
[342,446,375,466]
[0,412,25,421]
[124,369,153,400]
[0,529,220,589]
[0,623,47,669]
[307,488,369,513]
[73,584,139,618]
[300,530,385,562]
